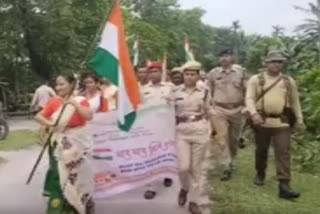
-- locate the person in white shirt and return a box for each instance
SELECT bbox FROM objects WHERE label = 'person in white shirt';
[101,78,118,111]
[30,81,56,113]
[196,70,207,89]
[80,72,108,113]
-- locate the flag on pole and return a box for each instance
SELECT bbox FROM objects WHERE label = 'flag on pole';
[185,36,195,61]
[133,36,139,67]
[161,52,168,82]
[89,0,140,132]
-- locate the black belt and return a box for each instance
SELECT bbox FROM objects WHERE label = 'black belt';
[215,102,243,109]
[265,114,282,118]
[176,115,203,125]
[258,111,282,118]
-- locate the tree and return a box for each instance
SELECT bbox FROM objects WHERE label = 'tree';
[0,0,110,109]
[272,25,285,38]
[295,0,320,64]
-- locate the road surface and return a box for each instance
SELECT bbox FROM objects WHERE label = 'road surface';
[0,147,192,214]
[8,117,40,131]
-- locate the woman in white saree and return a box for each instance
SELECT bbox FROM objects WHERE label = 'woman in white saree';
[79,72,108,113]
[36,74,94,214]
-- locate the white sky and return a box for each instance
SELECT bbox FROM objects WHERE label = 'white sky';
[179,0,311,35]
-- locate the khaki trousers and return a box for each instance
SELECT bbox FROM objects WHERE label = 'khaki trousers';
[198,144,216,207]
[254,127,291,180]
[177,122,209,204]
[210,111,242,168]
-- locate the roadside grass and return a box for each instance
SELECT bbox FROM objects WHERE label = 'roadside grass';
[0,130,39,151]
[210,144,320,214]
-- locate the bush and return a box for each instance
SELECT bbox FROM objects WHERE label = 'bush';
[292,68,320,173]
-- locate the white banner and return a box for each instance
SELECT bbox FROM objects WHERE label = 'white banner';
[88,105,178,199]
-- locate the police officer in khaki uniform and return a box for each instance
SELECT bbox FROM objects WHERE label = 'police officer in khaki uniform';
[174,61,211,214]
[246,50,305,200]
[170,67,184,86]
[140,61,174,200]
[207,48,247,181]
[136,67,149,87]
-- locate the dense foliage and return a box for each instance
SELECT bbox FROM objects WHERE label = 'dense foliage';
[0,0,319,172]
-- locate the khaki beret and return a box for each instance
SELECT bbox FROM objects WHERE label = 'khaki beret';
[182,61,201,72]
[265,50,287,63]
[171,67,182,74]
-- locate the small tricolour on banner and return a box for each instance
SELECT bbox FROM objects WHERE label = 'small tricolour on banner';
[89,0,141,132]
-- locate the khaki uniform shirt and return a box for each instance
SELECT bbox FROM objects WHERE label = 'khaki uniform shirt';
[246,72,304,128]
[173,84,211,135]
[140,82,174,108]
[207,64,246,114]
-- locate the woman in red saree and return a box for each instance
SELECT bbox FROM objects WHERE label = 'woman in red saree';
[36,74,94,214]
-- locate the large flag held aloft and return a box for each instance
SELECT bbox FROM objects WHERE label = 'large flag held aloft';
[89,0,140,132]
[185,36,195,61]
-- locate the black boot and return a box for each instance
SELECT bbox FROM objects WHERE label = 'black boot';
[279,180,300,200]
[254,172,265,186]
[178,189,188,207]
[144,190,157,200]
[239,137,246,149]
[163,178,173,187]
[189,202,202,214]
[220,169,232,181]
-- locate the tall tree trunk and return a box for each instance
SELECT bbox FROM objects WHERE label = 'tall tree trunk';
[16,0,51,81]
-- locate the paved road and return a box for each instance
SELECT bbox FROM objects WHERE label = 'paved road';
[8,117,40,131]
[0,147,191,214]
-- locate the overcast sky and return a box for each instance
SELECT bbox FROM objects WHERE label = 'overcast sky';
[179,0,311,35]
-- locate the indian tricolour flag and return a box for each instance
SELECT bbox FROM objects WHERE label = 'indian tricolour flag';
[89,1,140,132]
[185,36,195,61]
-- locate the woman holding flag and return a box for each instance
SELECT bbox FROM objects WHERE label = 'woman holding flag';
[35,74,95,214]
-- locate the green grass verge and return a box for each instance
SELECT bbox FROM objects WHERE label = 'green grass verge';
[0,130,38,151]
[210,144,320,214]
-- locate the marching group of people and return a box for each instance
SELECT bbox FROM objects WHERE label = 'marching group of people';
[30,47,305,214]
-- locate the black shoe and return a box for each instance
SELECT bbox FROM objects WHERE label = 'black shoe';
[254,174,265,186]
[144,190,157,200]
[279,181,300,200]
[220,170,232,181]
[189,202,202,214]
[178,189,188,207]
[239,137,246,149]
[163,178,173,187]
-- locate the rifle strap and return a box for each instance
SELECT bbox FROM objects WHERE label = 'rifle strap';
[256,74,283,104]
